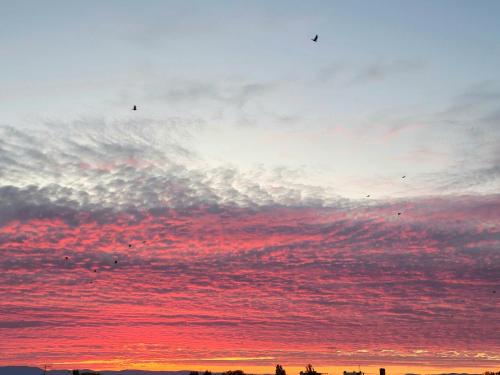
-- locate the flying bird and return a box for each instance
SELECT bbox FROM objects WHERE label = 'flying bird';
[311,34,318,42]
[402,175,406,179]
[366,195,370,198]
[93,269,97,272]
[64,256,69,260]
[114,260,118,264]
[397,212,402,216]
[132,105,137,111]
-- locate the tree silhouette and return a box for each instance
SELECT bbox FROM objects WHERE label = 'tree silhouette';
[221,370,245,375]
[300,364,320,375]
[203,371,212,375]
[190,372,200,375]
[276,365,286,375]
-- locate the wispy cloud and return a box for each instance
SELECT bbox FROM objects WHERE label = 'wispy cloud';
[348,60,423,85]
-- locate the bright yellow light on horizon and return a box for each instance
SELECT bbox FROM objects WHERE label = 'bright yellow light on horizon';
[46,360,495,375]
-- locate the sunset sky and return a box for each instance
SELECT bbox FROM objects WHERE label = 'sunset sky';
[0,1,499,374]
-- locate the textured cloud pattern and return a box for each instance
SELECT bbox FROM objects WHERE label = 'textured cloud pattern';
[0,124,499,368]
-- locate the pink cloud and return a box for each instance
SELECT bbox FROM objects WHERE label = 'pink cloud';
[0,195,499,367]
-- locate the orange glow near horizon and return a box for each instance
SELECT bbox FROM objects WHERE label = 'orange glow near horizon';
[32,362,499,375]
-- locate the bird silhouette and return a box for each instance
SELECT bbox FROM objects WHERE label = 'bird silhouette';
[402,175,406,179]
[397,212,402,216]
[114,260,118,264]
[64,256,69,260]
[132,105,137,111]
[311,34,318,42]
[142,240,146,244]
[93,269,97,272]
[128,244,132,248]
[366,195,370,198]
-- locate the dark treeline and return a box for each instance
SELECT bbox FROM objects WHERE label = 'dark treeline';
[70,365,328,375]
[189,365,289,375]
[69,366,500,375]
[70,365,292,375]
[189,371,212,375]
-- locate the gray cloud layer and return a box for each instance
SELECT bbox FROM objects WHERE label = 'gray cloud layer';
[0,122,342,214]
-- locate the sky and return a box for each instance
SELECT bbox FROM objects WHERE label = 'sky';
[0,0,499,373]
